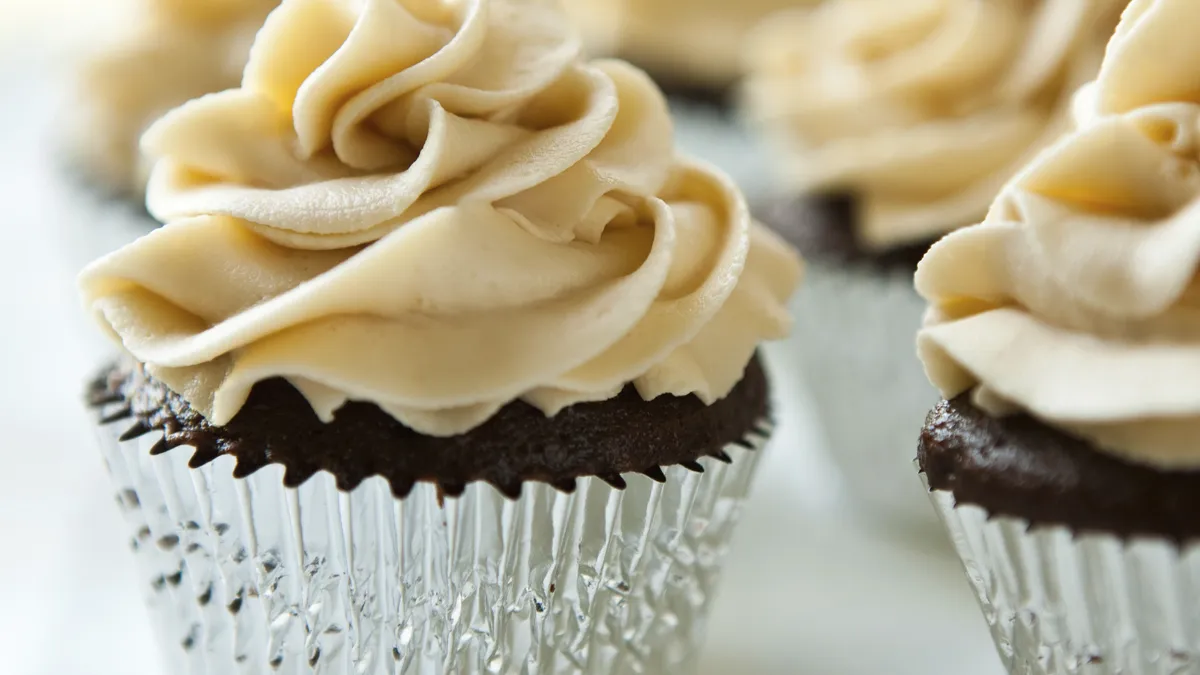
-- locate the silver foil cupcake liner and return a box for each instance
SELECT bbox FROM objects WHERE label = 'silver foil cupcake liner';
[94,407,773,675]
[922,471,1200,675]
[781,262,941,533]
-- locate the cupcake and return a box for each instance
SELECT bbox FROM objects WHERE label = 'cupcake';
[562,0,820,107]
[64,0,278,200]
[741,0,1123,532]
[79,1,802,673]
[917,1,1200,670]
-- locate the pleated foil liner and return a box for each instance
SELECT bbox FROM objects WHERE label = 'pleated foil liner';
[922,471,1200,675]
[781,262,941,533]
[94,406,773,675]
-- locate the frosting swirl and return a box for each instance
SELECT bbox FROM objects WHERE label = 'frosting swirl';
[743,0,1123,251]
[80,0,801,437]
[68,0,278,194]
[563,0,815,89]
[917,0,1200,468]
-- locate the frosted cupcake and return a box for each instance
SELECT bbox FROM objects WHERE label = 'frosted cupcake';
[917,1,1200,670]
[80,1,802,673]
[741,0,1123,531]
[562,0,819,106]
[65,0,278,199]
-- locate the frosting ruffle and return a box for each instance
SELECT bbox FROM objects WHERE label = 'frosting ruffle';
[81,0,802,437]
[68,0,279,194]
[743,0,1123,251]
[563,0,816,89]
[917,0,1200,468]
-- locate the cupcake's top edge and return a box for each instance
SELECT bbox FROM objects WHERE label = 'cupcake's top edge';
[742,0,1124,253]
[78,0,803,438]
[919,396,1200,544]
[916,0,1200,471]
[88,356,772,500]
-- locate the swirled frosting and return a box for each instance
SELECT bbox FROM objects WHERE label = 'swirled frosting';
[68,0,279,194]
[563,0,817,89]
[80,0,802,437]
[743,0,1123,251]
[917,0,1200,468]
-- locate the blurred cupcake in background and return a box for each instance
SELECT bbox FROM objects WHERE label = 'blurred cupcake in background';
[741,0,1125,533]
[563,0,820,106]
[918,1,1200,669]
[79,0,802,672]
[63,0,278,200]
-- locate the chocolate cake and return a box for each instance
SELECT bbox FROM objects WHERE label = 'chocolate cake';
[89,355,772,500]
[73,1,802,671]
[919,396,1200,542]
[651,74,733,111]
[759,193,933,275]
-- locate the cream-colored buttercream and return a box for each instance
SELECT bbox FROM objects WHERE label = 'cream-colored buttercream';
[744,0,1123,251]
[69,0,279,195]
[80,0,802,437]
[563,0,818,89]
[917,0,1200,468]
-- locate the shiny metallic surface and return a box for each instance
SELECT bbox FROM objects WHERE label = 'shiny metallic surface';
[94,410,772,675]
[925,472,1200,675]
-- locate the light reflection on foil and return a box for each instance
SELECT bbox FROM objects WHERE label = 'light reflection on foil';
[923,470,1200,675]
[95,410,772,675]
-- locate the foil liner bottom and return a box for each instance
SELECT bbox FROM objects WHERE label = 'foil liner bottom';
[95,413,772,675]
[922,471,1200,675]
[782,262,941,533]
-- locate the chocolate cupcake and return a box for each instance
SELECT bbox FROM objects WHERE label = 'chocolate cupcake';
[79,1,802,674]
[916,2,1200,670]
[63,0,278,201]
[561,0,821,108]
[741,0,1123,532]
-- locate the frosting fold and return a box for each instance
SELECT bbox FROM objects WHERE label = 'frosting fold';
[82,0,802,437]
[743,0,1123,250]
[918,0,1200,468]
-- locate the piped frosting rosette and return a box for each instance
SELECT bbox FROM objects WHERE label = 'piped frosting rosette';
[70,0,279,193]
[81,0,801,438]
[918,0,1200,468]
[743,0,1124,251]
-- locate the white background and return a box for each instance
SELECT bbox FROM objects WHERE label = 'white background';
[0,7,1004,674]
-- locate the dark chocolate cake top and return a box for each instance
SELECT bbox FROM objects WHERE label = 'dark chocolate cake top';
[919,396,1200,542]
[89,355,771,500]
[757,193,932,275]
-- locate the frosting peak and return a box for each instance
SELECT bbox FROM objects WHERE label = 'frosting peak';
[918,0,1200,468]
[144,0,675,250]
[82,0,802,437]
[743,0,1124,251]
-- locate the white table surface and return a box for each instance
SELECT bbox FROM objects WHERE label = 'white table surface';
[0,40,1005,675]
